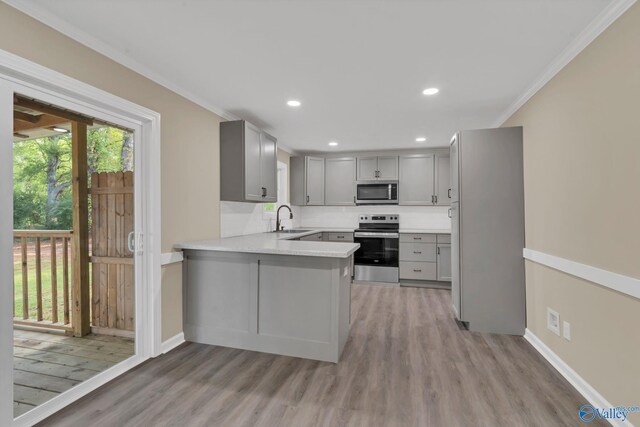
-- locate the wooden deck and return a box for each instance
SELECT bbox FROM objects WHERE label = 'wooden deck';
[13,329,134,417]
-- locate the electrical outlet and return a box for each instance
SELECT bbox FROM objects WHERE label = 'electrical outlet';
[563,321,571,341]
[547,307,560,336]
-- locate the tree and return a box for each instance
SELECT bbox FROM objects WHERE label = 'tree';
[121,132,133,172]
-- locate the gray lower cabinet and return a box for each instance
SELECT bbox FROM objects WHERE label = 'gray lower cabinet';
[399,233,437,281]
[291,156,325,205]
[220,120,278,203]
[325,157,356,205]
[435,153,450,206]
[325,232,354,242]
[436,244,451,281]
[299,232,324,241]
[399,154,435,205]
[183,250,352,363]
[399,233,451,282]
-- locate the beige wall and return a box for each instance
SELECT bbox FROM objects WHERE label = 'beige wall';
[504,3,640,420]
[0,3,223,340]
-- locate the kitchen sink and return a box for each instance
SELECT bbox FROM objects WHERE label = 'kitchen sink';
[274,229,313,233]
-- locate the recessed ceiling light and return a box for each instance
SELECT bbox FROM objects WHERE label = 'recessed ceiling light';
[328,141,339,146]
[422,88,439,96]
[52,127,68,133]
[287,100,301,107]
[416,137,427,142]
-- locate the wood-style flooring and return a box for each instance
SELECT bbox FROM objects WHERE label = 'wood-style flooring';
[13,329,134,417]
[38,285,601,426]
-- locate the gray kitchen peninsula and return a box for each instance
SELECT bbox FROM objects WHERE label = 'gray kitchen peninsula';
[175,230,359,363]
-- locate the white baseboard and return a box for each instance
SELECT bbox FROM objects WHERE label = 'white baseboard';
[160,332,185,354]
[524,329,633,427]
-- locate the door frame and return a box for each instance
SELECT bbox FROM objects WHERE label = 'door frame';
[0,48,162,426]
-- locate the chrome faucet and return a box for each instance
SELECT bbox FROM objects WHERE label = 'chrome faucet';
[276,205,293,231]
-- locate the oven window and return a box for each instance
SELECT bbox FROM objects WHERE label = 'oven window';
[357,184,397,201]
[354,237,399,267]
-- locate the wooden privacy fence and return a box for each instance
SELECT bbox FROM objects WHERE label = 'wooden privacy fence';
[13,230,73,332]
[90,172,135,334]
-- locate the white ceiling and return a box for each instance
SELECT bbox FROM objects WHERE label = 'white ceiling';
[12,0,614,152]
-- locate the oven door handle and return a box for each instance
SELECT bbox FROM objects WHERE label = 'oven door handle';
[354,232,399,238]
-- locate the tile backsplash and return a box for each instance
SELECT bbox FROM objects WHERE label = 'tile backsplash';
[221,201,450,237]
[296,205,451,230]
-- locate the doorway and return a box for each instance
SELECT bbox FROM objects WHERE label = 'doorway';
[12,95,137,417]
[0,50,161,427]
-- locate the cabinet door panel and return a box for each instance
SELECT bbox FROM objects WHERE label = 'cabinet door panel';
[451,203,461,318]
[325,158,356,205]
[260,132,277,202]
[450,134,459,203]
[435,153,450,206]
[437,244,452,281]
[399,155,434,205]
[244,123,263,201]
[357,157,378,180]
[377,156,398,180]
[306,157,325,205]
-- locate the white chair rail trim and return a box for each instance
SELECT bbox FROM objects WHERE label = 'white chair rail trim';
[523,248,640,300]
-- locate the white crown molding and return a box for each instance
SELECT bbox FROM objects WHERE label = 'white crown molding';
[2,0,239,123]
[523,248,640,300]
[524,329,630,427]
[494,0,637,126]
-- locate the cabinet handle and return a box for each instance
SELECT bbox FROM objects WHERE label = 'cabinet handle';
[413,251,422,254]
[437,247,441,255]
[261,187,267,197]
[306,195,310,203]
[448,188,452,199]
[413,237,422,240]
[448,208,452,218]
[353,196,356,204]
[413,269,422,272]
[338,236,344,239]
[434,195,438,204]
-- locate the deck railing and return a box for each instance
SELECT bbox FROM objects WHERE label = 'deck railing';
[13,230,74,332]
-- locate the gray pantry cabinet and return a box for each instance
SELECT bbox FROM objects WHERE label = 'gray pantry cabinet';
[325,157,357,205]
[220,120,277,203]
[291,156,325,205]
[357,156,398,180]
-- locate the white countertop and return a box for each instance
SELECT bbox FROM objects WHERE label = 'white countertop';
[175,229,360,258]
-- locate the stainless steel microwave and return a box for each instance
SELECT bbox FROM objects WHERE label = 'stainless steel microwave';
[355,181,399,205]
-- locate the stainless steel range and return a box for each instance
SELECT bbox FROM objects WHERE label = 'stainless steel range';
[353,214,399,283]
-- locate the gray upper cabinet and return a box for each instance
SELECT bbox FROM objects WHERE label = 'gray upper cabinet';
[290,156,325,205]
[325,157,356,205]
[377,156,399,180]
[356,156,379,180]
[220,120,278,203]
[357,156,398,180]
[435,153,450,206]
[260,132,277,202]
[399,154,434,205]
